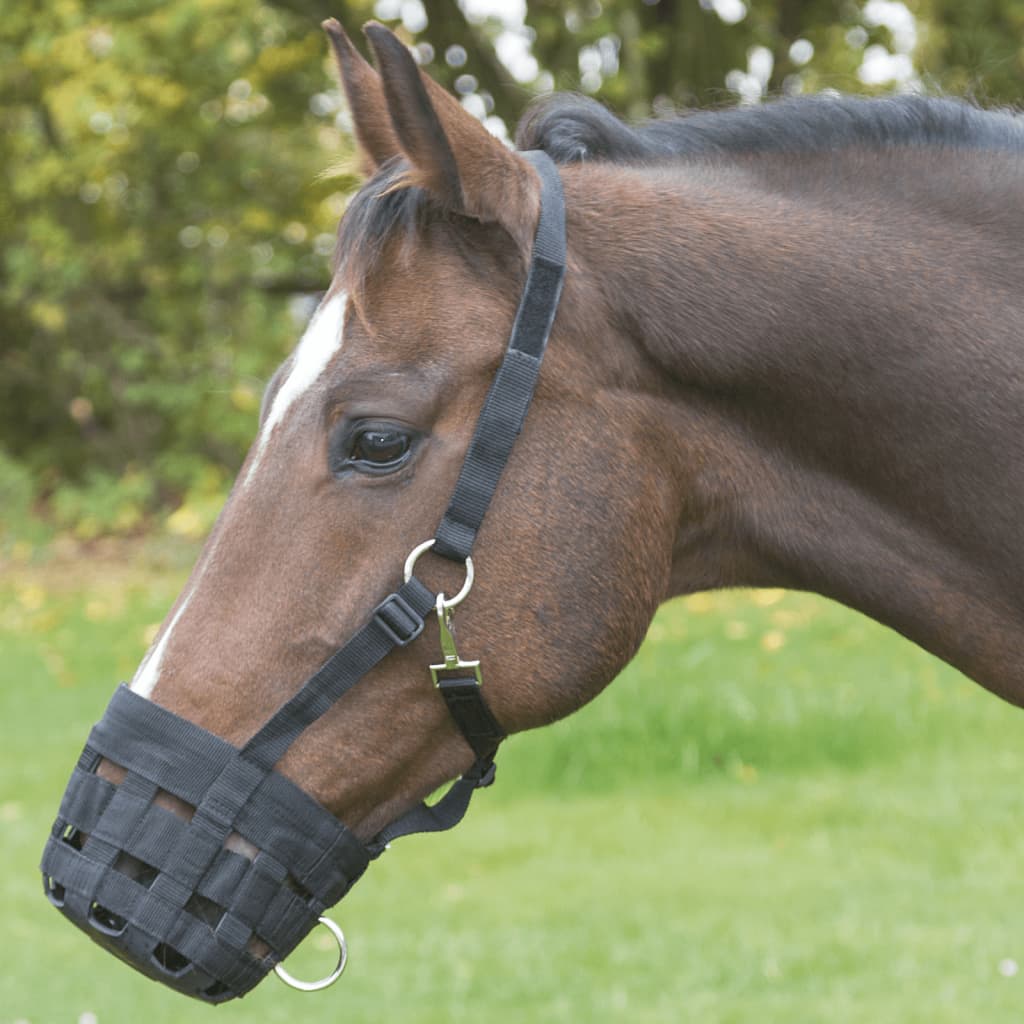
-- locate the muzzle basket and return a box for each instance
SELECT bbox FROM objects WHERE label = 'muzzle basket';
[41,686,371,1003]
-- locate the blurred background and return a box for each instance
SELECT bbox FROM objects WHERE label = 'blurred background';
[3,0,1023,541]
[4,2,1024,1022]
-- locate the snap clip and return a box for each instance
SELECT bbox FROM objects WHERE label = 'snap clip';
[429,594,483,688]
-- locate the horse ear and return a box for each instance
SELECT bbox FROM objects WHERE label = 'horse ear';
[322,18,400,173]
[363,21,540,255]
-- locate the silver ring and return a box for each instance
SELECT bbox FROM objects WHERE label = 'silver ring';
[403,539,474,609]
[273,916,347,993]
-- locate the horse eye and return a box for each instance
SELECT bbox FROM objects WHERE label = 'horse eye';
[349,427,412,470]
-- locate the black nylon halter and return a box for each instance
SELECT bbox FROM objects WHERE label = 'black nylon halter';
[242,147,565,847]
[41,150,566,1002]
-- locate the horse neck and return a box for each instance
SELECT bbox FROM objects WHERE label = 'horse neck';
[564,152,1024,706]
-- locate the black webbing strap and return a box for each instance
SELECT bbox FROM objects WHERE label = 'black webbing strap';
[368,698,501,853]
[433,150,566,563]
[367,757,495,855]
[436,678,505,759]
[242,578,435,770]
[243,152,565,849]
[365,152,566,851]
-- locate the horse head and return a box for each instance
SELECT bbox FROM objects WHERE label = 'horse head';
[42,21,685,1001]
[140,19,678,837]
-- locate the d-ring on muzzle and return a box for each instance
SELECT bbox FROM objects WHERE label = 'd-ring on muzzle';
[274,916,348,991]
[40,150,566,1003]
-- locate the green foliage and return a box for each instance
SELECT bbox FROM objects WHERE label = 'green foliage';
[916,0,1024,102]
[463,0,1024,119]
[2,0,1021,538]
[50,467,155,539]
[0,0,367,516]
[0,445,49,551]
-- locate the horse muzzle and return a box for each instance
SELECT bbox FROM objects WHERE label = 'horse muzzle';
[40,686,370,1003]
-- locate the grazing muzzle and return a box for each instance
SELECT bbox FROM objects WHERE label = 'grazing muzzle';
[41,687,370,1003]
[39,150,566,1003]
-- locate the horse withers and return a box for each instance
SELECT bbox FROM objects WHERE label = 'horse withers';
[42,17,1024,1003]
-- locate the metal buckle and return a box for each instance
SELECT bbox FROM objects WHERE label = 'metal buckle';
[429,595,483,688]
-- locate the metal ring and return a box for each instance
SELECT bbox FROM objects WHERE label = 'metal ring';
[403,538,474,610]
[273,916,348,993]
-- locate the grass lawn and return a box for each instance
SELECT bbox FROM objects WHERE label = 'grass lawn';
[3,539,1024,1023]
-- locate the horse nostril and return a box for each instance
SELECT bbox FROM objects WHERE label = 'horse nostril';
[89,902,127,936]
[152,942,192,976]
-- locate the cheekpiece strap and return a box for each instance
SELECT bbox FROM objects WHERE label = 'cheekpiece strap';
[432,150,567,563]
[368,151,566,851]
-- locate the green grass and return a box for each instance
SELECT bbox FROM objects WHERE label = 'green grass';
[3,541,1024,1023]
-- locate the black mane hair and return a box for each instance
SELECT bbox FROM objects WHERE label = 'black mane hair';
[337,92,1024,290]
[515,92,1024,163]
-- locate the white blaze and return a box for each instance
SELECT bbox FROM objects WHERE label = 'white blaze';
[129,291,348,698]
[130,590,194,698]
[244,290,348,487]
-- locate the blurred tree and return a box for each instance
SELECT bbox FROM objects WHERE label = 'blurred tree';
[0,0,368,519]
[431,0,1024,121]
[1,0,1020,535]
[916,0,1024,102]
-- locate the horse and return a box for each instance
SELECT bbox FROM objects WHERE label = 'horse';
[43,17,1024,1003]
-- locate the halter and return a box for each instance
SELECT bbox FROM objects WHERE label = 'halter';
[40,150,566,1003]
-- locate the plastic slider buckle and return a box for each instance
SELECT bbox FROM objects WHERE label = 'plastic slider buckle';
[372,593,425,647]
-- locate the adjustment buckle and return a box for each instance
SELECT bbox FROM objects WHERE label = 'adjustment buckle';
[372,593,425,647]
[473,761,497,788]
[429,596,483,687]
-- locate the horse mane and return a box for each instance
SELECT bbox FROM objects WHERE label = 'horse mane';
[515,92,1024,162]
[337,92,1024,292]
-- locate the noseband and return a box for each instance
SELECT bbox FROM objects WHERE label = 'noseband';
[40,151,566,1003]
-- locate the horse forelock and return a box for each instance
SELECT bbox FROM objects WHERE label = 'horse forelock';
[333,158,527,316]
[334,158,436,299]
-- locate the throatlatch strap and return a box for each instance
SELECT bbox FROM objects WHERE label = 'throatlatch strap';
[433,150,566,563]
